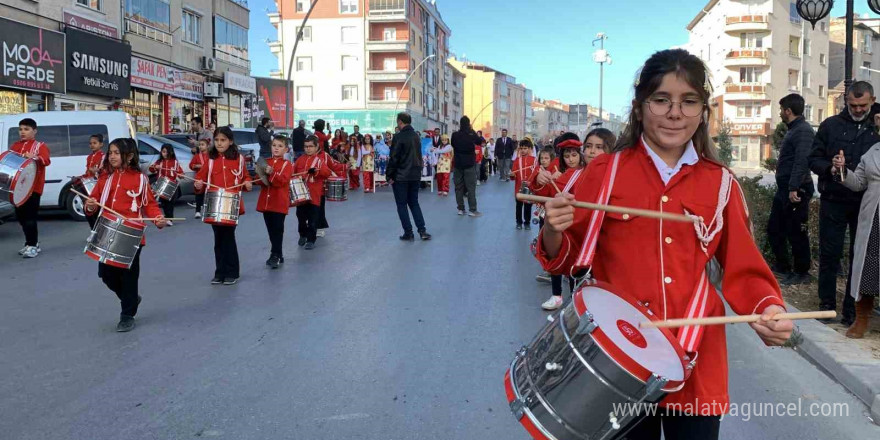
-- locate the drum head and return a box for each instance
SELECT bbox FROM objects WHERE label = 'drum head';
[12,161,36,206]
[581,285,685,381]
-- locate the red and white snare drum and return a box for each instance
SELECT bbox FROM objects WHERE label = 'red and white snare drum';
[84,211,145,269]
[505,280,693,440]
[0,150,37,207]
[289,176,311,207]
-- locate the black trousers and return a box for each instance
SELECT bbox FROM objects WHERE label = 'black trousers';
[15,192,41,246]
[623,412,721,440]
[479,160,488,181]
[98,247,142,317]
[317,195,329,229]
[767,189,811,274]
[263,211,286,255]
[392,181,426,234]
[296,203,319,243]
[211,225,240,279]
[818,199,858,319]
[159,198,174,218]
[195,193,205,212]
[516,200,533,226]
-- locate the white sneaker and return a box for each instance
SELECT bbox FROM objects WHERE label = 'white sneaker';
[541,296,563,310]
[194,212,202,219]
[457,209,465,216]
[317,229,326,237]
[18,243,40,255]
[22,246,39,258]
[166,221,174,227]
[536,273,551,283]
[468,211,482,217]
[476,181,481,186]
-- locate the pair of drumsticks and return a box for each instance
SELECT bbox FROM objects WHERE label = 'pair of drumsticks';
[177,174,252,191]
[69,188,186,223]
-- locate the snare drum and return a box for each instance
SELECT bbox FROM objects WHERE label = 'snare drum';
[505,281,693,440]
[325,177,347,201]
[0,150,37,207]
[76,176,98,196]
[289,176,311,206]
[519,180,532,195]
[84,211,145,269]
[151,176,179,201]
[202,189,241,225]
[532,206,545,225]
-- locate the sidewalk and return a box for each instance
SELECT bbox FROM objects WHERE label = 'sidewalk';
[787,302,880,425]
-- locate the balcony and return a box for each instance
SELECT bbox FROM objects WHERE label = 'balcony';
[268,40,282,55]
[724,83,770,101]
[368,0,406,21]
[366,38,410,52]
[269,69,283,79]
[214,48,251,70]
[367,69,408,81]
[268,12,280,27]
[125,19,172,45]
[724,49,769,68]
[725,15,769,34]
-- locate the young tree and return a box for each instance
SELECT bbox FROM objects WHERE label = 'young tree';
[716,122,734,167]
[764,122,788,172]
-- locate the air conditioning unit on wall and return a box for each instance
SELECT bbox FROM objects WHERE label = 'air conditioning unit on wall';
[201,56,216,72]
[204,82,224,98]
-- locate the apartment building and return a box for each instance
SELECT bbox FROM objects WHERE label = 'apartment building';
[567,104,624,138]
[0,0,252,133]
[443,60,465,133]
[828,17,880,115]
[531,99,569,144]
[269,0,451,133]
[447,57,526,138]
[684,0,829,170]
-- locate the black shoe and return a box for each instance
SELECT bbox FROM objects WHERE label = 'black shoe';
[817,306,837,323]
[304,242,316,250]
[279,256,284,264]
[211,277,223,285]
[267,255,281,269]
[399,233,415,241]
[223,277,239,285]
[781,272,813,286]
[116,316,135,332]
[516,224,523,230]
[524,224,531,230]
[298,237,307,246]
[840,316,855,327]
[137,295,142,306]
[419,231,432,241]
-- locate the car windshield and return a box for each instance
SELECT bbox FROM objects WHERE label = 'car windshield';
[234,131,258,145]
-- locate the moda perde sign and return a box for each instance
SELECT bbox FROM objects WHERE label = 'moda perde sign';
[0,17,66,94]
[65,28,131,99]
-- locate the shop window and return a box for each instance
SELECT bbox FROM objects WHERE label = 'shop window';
[77,0,103,12]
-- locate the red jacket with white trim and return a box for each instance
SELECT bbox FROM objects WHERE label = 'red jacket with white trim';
[10,140,51,194]
[256,157,293,214]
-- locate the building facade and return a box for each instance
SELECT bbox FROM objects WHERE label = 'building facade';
[270,0,450,133]
[531,99,569,144]
[0,0,251,133]
[567,103,625,139]
[828,17,880,115]
[442,60,465,134]
[447,57,526,138]
[684,0,829,170]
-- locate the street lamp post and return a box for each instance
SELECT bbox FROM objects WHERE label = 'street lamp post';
[394,54,437,114]
[284,0,320,129]
[592,33,610,129]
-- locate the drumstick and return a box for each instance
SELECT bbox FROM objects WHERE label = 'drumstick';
[177,174,225,190]
[69,188,127,219]
[129,217,187,222]
[640,311,836,329]
[516,193,695,223]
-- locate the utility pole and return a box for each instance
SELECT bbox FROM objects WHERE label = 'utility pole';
[592,33,610,128]
[285,0,320,129]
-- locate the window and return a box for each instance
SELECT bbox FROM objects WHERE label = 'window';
[343,55,358,71]
[384,88,397,100]
[341,26,357,44]
[340,0,358,13]
[342,85,358,101]
[296,0,308,12]
[297,26,312,42]
[214,16,248,59]
[820,21,827,32]
[296,56,312,72]
[427,93,434,111]
[805,105,813,122]
[863,32,873,54]
[819,85,826,97]
[820,53,826,65]
[739,67,759,83]
[296,86,312,103]
[788,69,799,89]
[802,72,810,88]
[789,2,801,24]
[737,102,762,118]
[138,140,160,157]
[803,38,811,55]
[77,0,102,12]
[789,36,801,57]
[383,27,396,41]
[864,61,873,80]
[818,108,825,121]
[125,0,171,31]
[182,10,200,45]
[740,33,762,48]
[731,136,761,168]
[382,57,396,71]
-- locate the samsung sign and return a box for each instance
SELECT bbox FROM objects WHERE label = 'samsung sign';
[0,17,66,94]
[65,28,130,99]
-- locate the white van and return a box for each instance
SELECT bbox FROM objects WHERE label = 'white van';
[0,111,138,220]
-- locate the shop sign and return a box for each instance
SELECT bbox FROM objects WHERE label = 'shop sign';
[130,56,204,101]
[730,122,769,136]
[0,18,66,94]
[65,28,130,99]
[0,90,24,115]
[224,71,256,94]
[62,10,119,39]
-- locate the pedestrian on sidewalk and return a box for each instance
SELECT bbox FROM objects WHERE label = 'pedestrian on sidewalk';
[768,93,815,286]
[387,112,432,241]
[808,80,880,325]
[837,144,880,338]
[451,116,483,217]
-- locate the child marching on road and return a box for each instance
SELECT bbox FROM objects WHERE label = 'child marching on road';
[293,135,332,249]
[511,139,537,230]
[149,143,184,224]
[432,134,453,196]
[189,139,210,219]
[10,118,51,258]
[361,134,376,193]
[84,134,105,178]
[256,135,293,268]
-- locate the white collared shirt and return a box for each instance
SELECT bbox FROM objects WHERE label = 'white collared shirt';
[641,135,699,185]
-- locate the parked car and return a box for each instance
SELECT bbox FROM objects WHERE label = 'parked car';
[159,133,196,153]
[0,200,14,224]
[0,111,136,221]
[136,134,195,199]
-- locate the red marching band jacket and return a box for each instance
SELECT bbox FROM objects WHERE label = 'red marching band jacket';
[84,151,105,178]
[534,143,784,415]
[511,155,536,194]
[189,152,208,194]
[256,157,294,214]
[530,164,578,198]
[149,159,184,181]
[319,150,347,177]
[527,162,560,193]
[194,154,251,215]
[85,169,163,245]
[10,140,51,194]
[293,154,332,206]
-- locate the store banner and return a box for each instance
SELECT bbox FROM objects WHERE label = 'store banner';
[0,17,66,94]
[63,10,119,38]
[245,77,290,129]
[65,28,130,99]
[224,71,256,95]
[293,109,397,135]
[130,56,204,101]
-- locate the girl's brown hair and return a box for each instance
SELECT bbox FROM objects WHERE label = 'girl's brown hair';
[103,138,140,173]
[538,146,556,163]
[558,147,586,173]
[584,128,616,153]
[616,49,718,162]
[209,126,241,160]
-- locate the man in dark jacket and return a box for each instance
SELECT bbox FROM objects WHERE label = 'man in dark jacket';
[387,113,431,241]
[451,116,484,216]
[291,120,307,160]
[808,80,880,325]
[768,93,815,286]
[256,117,273,158]
[495,129,515,181]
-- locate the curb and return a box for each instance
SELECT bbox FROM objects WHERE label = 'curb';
[786,302,880,425]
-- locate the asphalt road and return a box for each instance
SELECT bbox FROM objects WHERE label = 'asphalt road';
[1,177,878,439]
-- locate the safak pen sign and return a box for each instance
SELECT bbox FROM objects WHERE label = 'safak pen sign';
[0,17,66,94]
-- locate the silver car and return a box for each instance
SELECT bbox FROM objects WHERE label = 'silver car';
[136,134,196,200]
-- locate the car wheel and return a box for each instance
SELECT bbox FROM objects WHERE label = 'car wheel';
[65,189,88,222]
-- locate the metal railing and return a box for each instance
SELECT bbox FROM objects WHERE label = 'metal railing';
[214,48,251,69]
[368,0,406,15]
[125,19,172,45]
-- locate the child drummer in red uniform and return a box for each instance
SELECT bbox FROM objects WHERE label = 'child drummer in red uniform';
[149,143,184,224]
[293,135,332,250]
[10,118,51,258]
[537,49,793,439]
[84,138,167,332]
[256,135,293,268]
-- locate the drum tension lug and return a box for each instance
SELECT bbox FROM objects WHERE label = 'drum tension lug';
[576,312,597,335]
[645,374,668,401]
[509,398,525,420]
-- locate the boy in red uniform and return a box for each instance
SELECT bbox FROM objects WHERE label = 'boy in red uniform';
[256,135,293,268]
[293,135,332,249]
[84,138,166,332]
[511,139,537,230]
[538,49,792,438]
[11,118,51,258]
[189,139,209,219]
[84,134,105,178]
